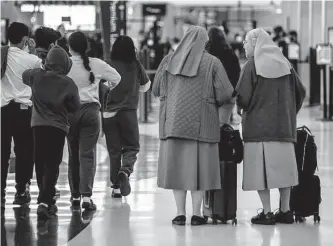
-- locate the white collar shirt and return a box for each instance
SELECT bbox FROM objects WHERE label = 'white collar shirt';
[1,47,42,107]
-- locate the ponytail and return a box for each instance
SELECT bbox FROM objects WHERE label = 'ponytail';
[68,31,96,84]
[80,52,95,84]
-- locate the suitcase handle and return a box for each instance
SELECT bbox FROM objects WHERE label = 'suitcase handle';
[297,125,312,135]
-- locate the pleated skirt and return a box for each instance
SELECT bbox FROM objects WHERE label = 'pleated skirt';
[157,138,221,191]
[242,142,299,191]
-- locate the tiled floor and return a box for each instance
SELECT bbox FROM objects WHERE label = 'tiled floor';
[1,106,333,246]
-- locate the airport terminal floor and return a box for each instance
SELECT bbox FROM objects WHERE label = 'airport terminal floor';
[1,105,333,246]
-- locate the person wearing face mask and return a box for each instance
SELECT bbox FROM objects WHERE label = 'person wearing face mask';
[237,28,306,225]
[1,22,42,208]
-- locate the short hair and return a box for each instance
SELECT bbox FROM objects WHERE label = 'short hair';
[8,22,29,44]
[35,26,61,49]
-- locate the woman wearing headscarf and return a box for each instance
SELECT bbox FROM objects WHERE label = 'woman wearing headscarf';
[237,28,306,225]
[206,26,241,125]
[153,25,234,226]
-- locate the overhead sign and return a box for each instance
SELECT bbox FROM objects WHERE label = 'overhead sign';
[142,4,166,16]
[15,1,95,6]
[316,44,333,66]
[61,16,71,23]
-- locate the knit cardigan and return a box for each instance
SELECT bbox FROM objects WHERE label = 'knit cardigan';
[236,57,306,142]
[152,51,234,143]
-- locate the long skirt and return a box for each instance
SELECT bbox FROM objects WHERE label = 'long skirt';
[157,138,221,191]
[242,142,299,191]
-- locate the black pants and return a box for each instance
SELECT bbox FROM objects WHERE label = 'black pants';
[103,110,140,187]
[1,101,34,197]
[67,103,100,198]
[34,126,66,205]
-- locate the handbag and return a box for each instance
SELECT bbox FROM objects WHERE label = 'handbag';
[218,123,244,164]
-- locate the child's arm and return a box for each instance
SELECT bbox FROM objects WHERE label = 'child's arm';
[65,81,81,113]
[22,69,33,86]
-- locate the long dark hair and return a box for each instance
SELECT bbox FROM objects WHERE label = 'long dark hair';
[68,31,95,84]
[111,36,137,64]
[206,26,240,88]
[206,26,232,55]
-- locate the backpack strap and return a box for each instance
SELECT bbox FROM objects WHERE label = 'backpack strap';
[1,46,9,79]
[1,46,9,77]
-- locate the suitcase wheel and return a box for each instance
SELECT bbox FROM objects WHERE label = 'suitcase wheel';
[232,218,237,225]
[295,215,306,223]
[221,219,227,224]
[314,213,321,223]
[212,219,218,225]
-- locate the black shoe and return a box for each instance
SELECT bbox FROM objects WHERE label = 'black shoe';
[251,211,276,225]
[48,204,58,216]
[70,197,81,207]
[172,215,186,226]
[191,215,207,226]
[82,198,96,211]
[13,191,31,205]
[37,204,51,220]
[111,189,122,199]
[13,205,30,220]
[117,171,131,196]
[274,210,294,224]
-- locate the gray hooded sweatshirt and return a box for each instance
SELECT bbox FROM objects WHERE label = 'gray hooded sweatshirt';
[23,46,80,133]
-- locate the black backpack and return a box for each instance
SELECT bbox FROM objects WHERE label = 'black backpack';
[294,125,318,177]
[1,46,9,78]
[218,124,244,164]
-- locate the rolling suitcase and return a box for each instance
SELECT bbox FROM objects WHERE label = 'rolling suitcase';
[202,124,242,225]
[290,174,321,223]
[203,160,237,225]
[290,126,322,223]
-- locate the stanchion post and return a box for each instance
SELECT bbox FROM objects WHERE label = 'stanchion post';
[329,67,333,119]
[322,66,327,119]
[144,48,150,122]
[138,48,149,123]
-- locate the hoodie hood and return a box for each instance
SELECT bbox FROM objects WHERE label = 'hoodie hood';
[45,45,72,75]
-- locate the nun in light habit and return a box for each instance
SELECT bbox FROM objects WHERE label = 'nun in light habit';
[236,28,306,225]
[153,25,234,226]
